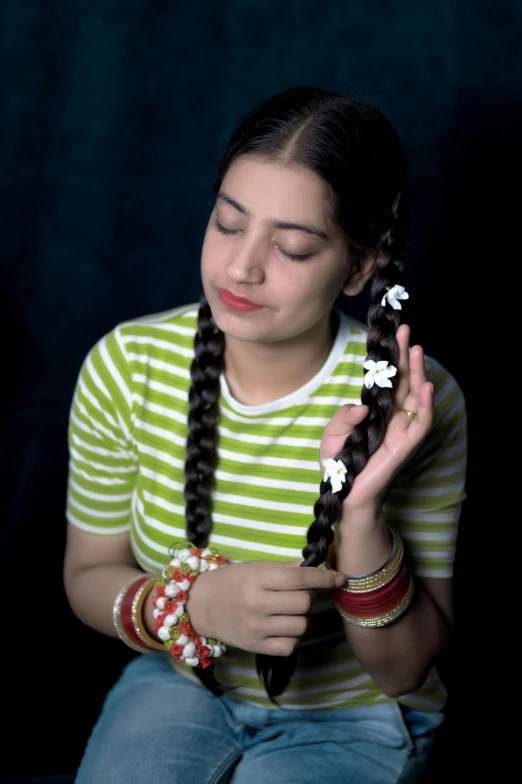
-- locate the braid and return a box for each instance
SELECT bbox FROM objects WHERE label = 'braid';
[184,289,225,546]
[258,189,408,701]
[182,287,225,695]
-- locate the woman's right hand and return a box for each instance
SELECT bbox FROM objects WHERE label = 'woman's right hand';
[185,561,346,657]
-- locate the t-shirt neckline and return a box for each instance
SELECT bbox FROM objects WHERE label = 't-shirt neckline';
[220,309,352,416]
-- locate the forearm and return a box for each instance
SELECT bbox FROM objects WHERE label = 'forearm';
[335,508,452,697]
[65,563,159,639]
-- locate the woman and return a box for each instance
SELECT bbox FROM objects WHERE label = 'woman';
[64,85,467,783]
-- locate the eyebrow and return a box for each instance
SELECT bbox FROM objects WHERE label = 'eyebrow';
[216,192,329,240]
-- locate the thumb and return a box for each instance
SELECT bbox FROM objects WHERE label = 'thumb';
[320,404,369,467]
[323,403,369,435]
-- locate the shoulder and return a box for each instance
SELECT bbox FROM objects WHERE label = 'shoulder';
[424,354,466,434]
[76,302,200,390]
[101,302,200,367]
[114,302,199,343]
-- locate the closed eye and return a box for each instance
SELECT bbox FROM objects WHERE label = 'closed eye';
[276,246,313,262]
[215,220,312,262]
[215,219,241,235]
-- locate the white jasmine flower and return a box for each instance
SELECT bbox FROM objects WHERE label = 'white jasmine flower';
[381,284,409,310]
[321,458,348,493]
[186,555,200,571]
[183,641,196,659]
[362,360,397,389]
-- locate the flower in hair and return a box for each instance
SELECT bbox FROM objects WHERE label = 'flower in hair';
[381,284,409,310]
[321,458,347,493]
[362,359,397,389]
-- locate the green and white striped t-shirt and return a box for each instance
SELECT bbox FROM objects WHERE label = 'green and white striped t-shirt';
[66,303,467,711]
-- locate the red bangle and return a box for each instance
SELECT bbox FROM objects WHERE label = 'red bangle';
[333,563,411,617]
[116,576,157,653]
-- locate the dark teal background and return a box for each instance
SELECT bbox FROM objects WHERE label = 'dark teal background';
[1,1,518,780]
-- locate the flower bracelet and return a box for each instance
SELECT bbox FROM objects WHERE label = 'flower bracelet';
[152,542,230,669]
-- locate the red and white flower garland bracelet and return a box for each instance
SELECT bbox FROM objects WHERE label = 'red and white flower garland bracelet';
[152,542,230,669]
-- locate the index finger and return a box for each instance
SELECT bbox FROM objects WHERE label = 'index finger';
[269,565,346,590]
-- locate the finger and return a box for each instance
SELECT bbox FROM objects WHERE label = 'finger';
[406,344,427,402]
[261,636,299,657]
[399,344,428,419]
[406,380,434,435]
[270,565,346,591]
[264,614,309,638]
[394,323,412,405]
[259,590,314,616]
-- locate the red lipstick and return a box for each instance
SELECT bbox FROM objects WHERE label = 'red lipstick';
[218,288,263,312]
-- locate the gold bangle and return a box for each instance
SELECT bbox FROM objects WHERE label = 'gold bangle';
[131,577,165,652]
[342,535,405,593]
[333,534,405,594]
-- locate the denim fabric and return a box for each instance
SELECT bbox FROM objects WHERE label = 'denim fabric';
[74,654,444,784]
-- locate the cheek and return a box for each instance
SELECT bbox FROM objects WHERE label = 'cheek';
[200,230,219,276]
[291,265,346,304]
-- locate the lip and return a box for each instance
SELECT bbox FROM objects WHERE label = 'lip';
[218,288,264,312]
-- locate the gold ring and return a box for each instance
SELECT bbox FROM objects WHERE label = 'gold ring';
[402,409,418,420]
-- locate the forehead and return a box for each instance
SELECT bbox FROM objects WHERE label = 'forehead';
[220,155,332,226]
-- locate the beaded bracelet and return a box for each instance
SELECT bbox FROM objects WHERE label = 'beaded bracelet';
[152,541,230,669]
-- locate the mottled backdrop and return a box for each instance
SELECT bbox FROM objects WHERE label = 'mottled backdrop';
[1,1,519,779]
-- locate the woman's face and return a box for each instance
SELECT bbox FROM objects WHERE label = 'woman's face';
[201,156,357,346]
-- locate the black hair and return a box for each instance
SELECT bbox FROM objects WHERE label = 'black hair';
[184,86,409,700]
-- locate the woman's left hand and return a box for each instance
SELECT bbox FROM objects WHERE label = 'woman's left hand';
[319,324,433,511]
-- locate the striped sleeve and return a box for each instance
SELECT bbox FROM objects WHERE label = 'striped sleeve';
[66,327,137,535]
[383,358,467,578]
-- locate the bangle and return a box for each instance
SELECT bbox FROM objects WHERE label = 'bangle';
[131,577,165,651]
[327,528,403,592]
[335,576,415,627]
[113,575,159,653]
[331,528,415,627]
[338,534,405,593]
[153,542,229,669]
[334,562,411,615]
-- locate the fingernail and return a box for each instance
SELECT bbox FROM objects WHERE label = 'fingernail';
[335,574,346,587]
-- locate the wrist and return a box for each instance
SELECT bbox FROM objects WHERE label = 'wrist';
[334,520,392,578]
[185,569,213,637]
[340,500,383,528]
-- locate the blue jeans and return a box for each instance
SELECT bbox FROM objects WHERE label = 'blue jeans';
[75,654,444,784]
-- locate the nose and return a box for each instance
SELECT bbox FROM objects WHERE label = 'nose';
[226,232,266,285]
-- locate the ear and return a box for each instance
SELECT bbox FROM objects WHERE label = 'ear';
[341,246,382,297]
